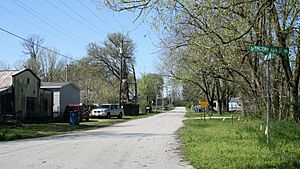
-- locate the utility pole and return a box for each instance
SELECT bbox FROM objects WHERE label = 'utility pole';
[65,64,68,82]
[119,40,131,107]
[266,54,271,145]
[119,45,123,107]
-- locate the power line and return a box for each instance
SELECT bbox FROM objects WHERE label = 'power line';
[78,0,116,32]
[46,0,105,36]
[12,0,87,47]
[58,0,107,34]
[0,5,59,41]
[0,26,78,62]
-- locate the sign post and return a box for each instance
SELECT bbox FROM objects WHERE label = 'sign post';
[199,99,209,122]
[249,45,289,145]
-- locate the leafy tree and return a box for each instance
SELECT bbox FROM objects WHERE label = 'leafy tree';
[138,73,164,109]
[87,32,138,104]
[104,0,300,122]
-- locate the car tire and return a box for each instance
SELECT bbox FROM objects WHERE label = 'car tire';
[106,113,111,119]
[118,112,123,119]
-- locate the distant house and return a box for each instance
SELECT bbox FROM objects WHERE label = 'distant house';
[0,69,52,120]
[40,82,80,117]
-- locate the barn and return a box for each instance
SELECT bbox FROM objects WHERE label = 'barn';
[0,69,52,121]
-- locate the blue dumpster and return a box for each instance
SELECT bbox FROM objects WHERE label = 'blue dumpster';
[69,111,79,125]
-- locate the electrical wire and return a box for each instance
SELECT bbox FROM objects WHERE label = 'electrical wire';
[58,0,107,34]
[46,0,105,36]
[0,5,60,41]
[0,26,78,62]
[12,0,87,46]
[78,0,116,32]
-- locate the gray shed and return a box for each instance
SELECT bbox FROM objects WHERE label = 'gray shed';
[41,82,80,117]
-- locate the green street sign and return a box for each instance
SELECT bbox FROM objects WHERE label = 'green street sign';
[249,45,289,55]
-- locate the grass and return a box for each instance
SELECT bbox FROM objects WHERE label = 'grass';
[0,111,162,141]
[179,111,300,169]
[185,109,241,118]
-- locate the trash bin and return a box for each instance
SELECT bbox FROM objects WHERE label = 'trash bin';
[69,111,79,125]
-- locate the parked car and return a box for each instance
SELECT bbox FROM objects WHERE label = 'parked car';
[91,104,124,118]
[63,104,90,122]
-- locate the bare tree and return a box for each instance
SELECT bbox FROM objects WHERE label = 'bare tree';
[22,35,45,76]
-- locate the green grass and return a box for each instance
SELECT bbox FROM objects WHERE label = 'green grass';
[0,111,162,141]
[185,109,241,118]
[179,111,300,169]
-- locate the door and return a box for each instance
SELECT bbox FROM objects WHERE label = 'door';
[26,97,36,118]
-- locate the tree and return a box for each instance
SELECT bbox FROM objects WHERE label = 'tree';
[87,32,138,104]
[21,35,66,82]
[0,61,10,70]
[66,56,119,104]
[22,35,45,76]
[138,73,164,109]
[104,0,300,122]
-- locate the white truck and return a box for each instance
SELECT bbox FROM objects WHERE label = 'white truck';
[91,104,124,118]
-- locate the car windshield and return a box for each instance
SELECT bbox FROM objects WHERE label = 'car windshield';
[98,105,110,109]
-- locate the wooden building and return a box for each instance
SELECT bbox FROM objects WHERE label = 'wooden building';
[0,69,52,121]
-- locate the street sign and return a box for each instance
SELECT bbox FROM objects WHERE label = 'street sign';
[249,45,289,55]
[199,99,208,108]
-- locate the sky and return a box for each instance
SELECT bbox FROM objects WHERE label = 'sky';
[0,0,161,78]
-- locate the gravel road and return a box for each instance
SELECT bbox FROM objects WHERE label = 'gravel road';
[0,107,193,169]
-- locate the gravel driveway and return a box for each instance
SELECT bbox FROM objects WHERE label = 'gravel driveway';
[0,107,193,169]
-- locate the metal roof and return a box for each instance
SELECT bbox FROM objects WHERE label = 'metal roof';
[0,70,18,89]
[41,82,80,90]
[0,69,40,92]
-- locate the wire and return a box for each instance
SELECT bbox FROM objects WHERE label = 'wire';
[12,0,87,46]
[58,0,107,34]
[0,26,78,62]
[0,6,58,41]
[46,0,105,36]
[78,0,116,32]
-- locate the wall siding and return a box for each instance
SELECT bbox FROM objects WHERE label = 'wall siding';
[13,70,40,118]
[60,85,80,113]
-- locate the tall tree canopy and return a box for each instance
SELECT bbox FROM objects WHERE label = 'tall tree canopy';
[87,32,138,104]
[104,0,300,121]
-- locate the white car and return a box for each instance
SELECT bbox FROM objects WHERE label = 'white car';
[91,104,124,118]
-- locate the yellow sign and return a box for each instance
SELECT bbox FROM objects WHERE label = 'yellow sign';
[199,99,209,108]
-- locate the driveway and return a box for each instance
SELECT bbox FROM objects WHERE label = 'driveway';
[0,107,193,169]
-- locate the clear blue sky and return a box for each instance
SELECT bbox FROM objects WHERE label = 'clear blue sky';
[0,0,160,78]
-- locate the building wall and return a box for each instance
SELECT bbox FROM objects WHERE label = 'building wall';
[40,89,53,118]
[60,84,80,113]
[52,90,60,117]
[13,70,40,118]
[0,88,13,115]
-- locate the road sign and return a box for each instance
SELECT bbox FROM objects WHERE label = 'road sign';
[199,99,208,108]
[249,45,289,55]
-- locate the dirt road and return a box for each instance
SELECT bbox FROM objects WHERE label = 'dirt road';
[0,107,193,169]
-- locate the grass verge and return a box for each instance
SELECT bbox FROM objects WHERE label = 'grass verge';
[0,111,162,141]
[179,111,300,169]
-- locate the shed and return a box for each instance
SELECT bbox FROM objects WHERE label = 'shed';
[41,82,80,117]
